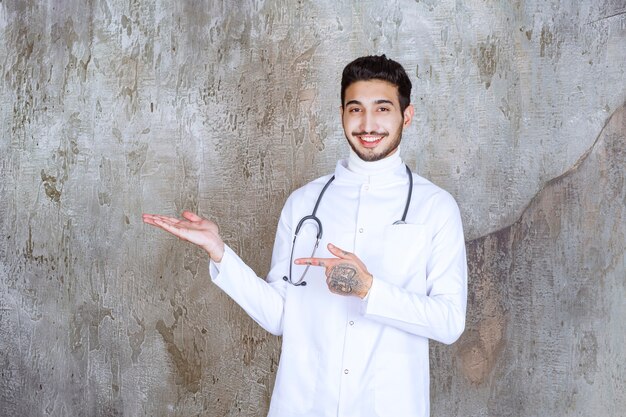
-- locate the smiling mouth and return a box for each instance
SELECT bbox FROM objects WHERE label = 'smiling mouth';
[354,132,388,147]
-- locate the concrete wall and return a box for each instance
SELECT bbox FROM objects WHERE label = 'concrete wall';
[1,1,624,416]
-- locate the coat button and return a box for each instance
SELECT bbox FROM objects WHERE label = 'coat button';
[344,369,349,374]
[349,321,354,326]
[359,228,364,233]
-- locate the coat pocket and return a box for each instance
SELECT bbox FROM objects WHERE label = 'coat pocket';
[374,352,428,416]
[380,224,430,289]
[270,347,319,415]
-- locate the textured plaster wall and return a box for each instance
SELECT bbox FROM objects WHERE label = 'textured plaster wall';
[0,1,624,416]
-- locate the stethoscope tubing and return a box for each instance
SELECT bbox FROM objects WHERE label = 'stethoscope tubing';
[394,165,413,225]
[283,165,413,286]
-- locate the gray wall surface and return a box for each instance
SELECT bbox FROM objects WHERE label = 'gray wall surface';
[1,0,624,416]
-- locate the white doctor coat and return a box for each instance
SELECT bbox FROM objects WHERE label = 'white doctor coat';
[210,159,467,417]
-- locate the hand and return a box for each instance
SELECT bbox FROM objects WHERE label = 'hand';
[142,211,225,262]
[295,243,373,298]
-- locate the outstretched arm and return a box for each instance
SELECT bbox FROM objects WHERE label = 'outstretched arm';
[142,211,225,262]
[143,210,287,335]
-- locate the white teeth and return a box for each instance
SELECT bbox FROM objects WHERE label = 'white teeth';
[360,136,383,142]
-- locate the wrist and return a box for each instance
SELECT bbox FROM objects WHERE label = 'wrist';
[359,273,373,299]
[206,243,225,263]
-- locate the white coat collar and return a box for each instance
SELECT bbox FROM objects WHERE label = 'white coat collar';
[334,158,409,186]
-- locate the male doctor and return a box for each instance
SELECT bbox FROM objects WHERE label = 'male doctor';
[143,55,467,417]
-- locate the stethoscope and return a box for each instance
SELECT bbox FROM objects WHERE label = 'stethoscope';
[283,165,413,286]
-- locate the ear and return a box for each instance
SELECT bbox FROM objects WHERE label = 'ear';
[339,105,344,119]
[403,104,415,128]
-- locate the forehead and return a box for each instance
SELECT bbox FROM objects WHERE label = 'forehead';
[344,79,400,105]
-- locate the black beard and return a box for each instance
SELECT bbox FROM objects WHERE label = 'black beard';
[346,127,403,162]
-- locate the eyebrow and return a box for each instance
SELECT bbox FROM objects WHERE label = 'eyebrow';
[345,99,395,107]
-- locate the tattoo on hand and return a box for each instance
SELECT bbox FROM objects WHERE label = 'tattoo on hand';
[328,263,361,295]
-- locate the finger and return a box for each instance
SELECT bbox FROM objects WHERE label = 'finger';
[143,217,160,227]
[143,214,172,227]
[155,215,202,230]
[144,214,183,225]
[294,257,334,267]
[181,211,203,222]
[152,218,190,239]
[142,213,159,223]
[153,216,185,228]
[327,243,353,260]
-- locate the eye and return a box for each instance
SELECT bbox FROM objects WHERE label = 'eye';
[348,107,362,113]
[377,107,390,112]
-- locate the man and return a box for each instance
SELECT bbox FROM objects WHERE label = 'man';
[143,55,467,417]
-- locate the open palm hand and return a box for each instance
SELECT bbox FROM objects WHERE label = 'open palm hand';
[142,211,225,261]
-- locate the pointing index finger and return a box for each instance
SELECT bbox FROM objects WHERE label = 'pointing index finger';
[294,257,333,267]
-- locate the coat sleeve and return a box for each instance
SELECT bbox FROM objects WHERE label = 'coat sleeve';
[209,197,295,336]
[362,192,467,345]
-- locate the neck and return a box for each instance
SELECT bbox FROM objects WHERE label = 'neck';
[347,149,402,176]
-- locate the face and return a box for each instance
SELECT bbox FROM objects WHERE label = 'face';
[341,79,414,162]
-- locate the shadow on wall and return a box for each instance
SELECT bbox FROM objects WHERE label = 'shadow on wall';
[432,102,626,415]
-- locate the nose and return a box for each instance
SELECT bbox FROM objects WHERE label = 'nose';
[360,110,378,133]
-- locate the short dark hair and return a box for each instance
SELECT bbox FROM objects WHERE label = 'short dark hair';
[341,54,412,112]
